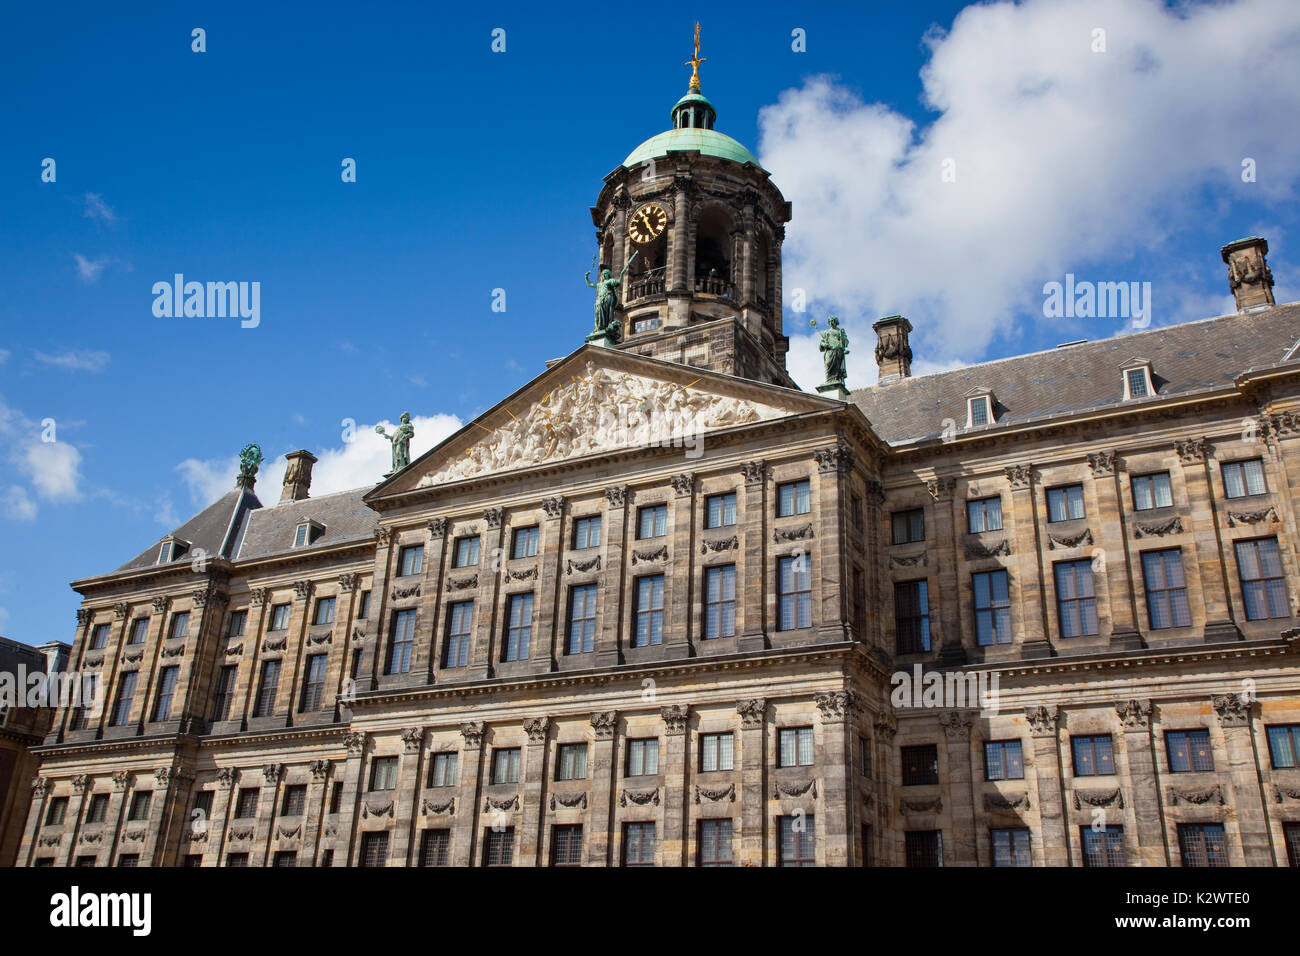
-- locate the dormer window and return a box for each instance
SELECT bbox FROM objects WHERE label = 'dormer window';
[1121,359,1155,400]
[157,536,189,565]
[965,389,995,428]
[294,520,324,548]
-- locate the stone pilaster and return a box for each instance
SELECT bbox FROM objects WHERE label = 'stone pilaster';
[596,487,629,668]
[1091,453,1144,648]
[18,778,49,868]
[251,762,284,866]
[927,476,962,662]
[665,474,696,660]
[519,717,550,864]
[816,690,862,867]
[337,732,366,865]
[1212,694,1272,864]
[391,727,425,865]
[738,461,769,652]
[737,698,766,865]
[536,497,565,669]
[1115,699,1167,866]
[205,767,238,865]
[452,721,486,867]
[814,443,853,643]
[60,775,91,867]
[1177,440,1240,641]
[141,765,183,866]
[660,704,690,865]
[304,759,331,865]
[586,711,618,866]
[414,519,448,682]
[1025,706,1068,866]
[104,770,132,866]
[938,709,977,865]
[1007,465,1050,657]
[468,507,506,679]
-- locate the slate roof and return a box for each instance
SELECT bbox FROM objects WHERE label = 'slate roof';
[233,486,378,562]
[851,304,1300,446]
[115,486,261,573]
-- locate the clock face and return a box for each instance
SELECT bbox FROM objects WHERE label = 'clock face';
[628,203,668,244]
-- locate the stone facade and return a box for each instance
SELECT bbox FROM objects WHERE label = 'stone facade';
[8,76,1300,868]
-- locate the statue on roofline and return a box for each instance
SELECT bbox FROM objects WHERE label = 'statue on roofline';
[376,412,414,477]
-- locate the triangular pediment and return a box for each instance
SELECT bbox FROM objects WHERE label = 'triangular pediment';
[372,345,837,497]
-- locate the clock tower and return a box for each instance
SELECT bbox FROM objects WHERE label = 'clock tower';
[590,26,794,388]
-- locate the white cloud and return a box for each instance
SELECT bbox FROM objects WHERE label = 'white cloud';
[759,0,1300,384]
[175,413,464,508]
[0,349,9,364]
[73,253,109,282]
[82,192,116,224]
[21,440,84,502]
[1,486,36,522]
[33,349,111,372]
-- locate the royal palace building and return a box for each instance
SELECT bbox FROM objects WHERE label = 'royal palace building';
[10,54,1300,868]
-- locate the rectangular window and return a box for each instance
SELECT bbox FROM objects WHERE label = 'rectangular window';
[350,648,362,681]
[483,827,514,867]
[969,395,990,426]
[633,575,665,647]
[225,609,247,637]
[492,747,521,785]
[226,853,249,867]
[128,618,149,644]
[1285,823,1300,868]
[86,794,109,824]
[428,752,458,788]
[1047,485,1085,522]
[851,495,863,531]
[369,756,398,791]
[1166,728,1214,772]
[984,740,1025,781]
[253,660,281,717]
[905,830,942,867]
[90,623,111,649]
[637,504,667,539]
[419,829,451,867]
[703,565,737,639]
[1178,823,1228,867]
[443,601,473,668]
[312,597,335,626]
[111,671,137,726]
[300,654,328,712]
[388,608,416,674]
[573,516,601,549]
[567,585,597,654]
[626,738,659,776]
[191,791,213,830]
[511,525,539,559]
[990,827,1031,867]
[777,555,812,631]
[967,496,1003,533]
[1266,725,1300,769]
[902,744,939,786]
[1071,735,1115,776]
[551,825,583,867]
[235,788,260,819]
[152,666,179,721]
[778,815,815,866]
[503,593,533,661]
[1132,472,1173,510]
[453,536,480,568]
[1222,459,1266,498]
[706,492,737,528]
[1126,367,1149,398]
[778,727,814,767]
[45,796,68,826]
[168,612,189,640]
[623,822,656,866]
[118,854,140,867]
[973,570,1012,645]
[859,737,872,777]
[281,784,307,816]
[272,850,297,867]
[1236,537,1289,620]
[891,508,925,544]
[1054,559,1098,637]
[359,831,389,867]
[777,480,811,518]
[269,604,291,631]
[698,819,733,867]
[356,591,371,619]
[212,665,238,722]
[75,855,97,867]
[398,544,424,576]
[556,743,588,781]
[329,781,343,815]
[294,524,309,548]
[894,580,931,654]
[1142,549,1192,629]
[1080,825,1126,867]
[700,732,734,772]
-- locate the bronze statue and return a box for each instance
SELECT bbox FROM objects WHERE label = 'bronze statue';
[818,316,849,386]
[586,250,638,343]
[375,412,414,476]
[238,443,263,481]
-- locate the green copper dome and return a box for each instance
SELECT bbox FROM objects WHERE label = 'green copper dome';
[622,127,759,168]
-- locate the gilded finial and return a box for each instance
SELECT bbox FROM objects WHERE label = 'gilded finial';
[686,22,705,92]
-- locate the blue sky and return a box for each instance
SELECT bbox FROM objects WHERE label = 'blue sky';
[2,0,1298,645]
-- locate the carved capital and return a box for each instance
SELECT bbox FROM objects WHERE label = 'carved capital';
[1005,464,1033,491]
[1087,450,1117,476]
[670,472,695,497]
[375,526,393,547]
[292,580,314,602]
[263,763,284,784]
[191,585,226,609]
[926,477,955,501]
[344,732,366,756]
[1212,693,1251,727]
[604,485,628,509]
[154,767,175,789]
[1115,698,1153,730]
[249,587,269,607]
[401,727,424,753]
[741,460,766,485]
[1176,438,1207,463]
[864,478,885,506]
[483,507,505,529]
[815,441,855,474]
[736,698,767,729]
[151,596,169,613]
[308,760,331,780]
[660,704,690,735]
[542,496,565,519]
[111,770,132,791]
[76,608,92,626]
[216,767,238,790]
[815,690,863,722]
[589,711,618,739]
[113,602,130,620]
[873,710,898,739]
[1024,705,1059,737]
[523,716,550,744]
[32,777,50,798]
[427,517,448,538]
[939,710,974,739]
[337,572,359,592]
[71,774,90,793]
[460,721,486,750]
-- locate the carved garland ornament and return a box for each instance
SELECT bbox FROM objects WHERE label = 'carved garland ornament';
[773,523,814,543]
[1166,784,1226,806]
[694,783,736,804]
[1225,506,1279,527]
[632,546,669,565]
[1134,515,1184,538]
[701,536,738,554]
[984,792,1030,812]
[965,539,1012,559]
[1073,788,1124,810]
[619,788,660,807]
[423,798,455,815]
[483,795,519,812]
[1048,528,1094,550]
[775,780,818,798]
[550,792,588,810]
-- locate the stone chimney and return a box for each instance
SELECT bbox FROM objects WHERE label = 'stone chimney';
[1221,237,1275,311]
[873,315,913,383]
[281,449,317,503]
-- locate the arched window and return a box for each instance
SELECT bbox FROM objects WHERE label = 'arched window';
[695,207,732,296]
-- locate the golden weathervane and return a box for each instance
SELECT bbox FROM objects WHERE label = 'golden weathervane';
[686,22,706,92]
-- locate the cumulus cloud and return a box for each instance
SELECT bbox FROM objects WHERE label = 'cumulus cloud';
[73,253,109,282]
[0,349,9,364]
[33,349,110,372]
[175,413,464,509]
[1,486,36,522]
[0,396,86,519]
[82,192,116,224]
[759,0,1300,387]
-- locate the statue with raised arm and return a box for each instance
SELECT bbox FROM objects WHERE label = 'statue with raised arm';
[819,316,849,387]
[375,412,414,476]
[585,250,639,343]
